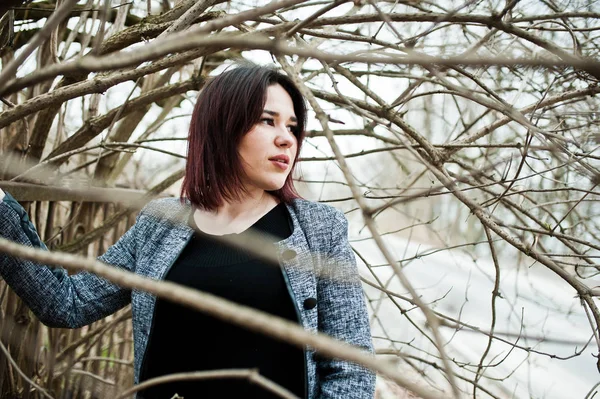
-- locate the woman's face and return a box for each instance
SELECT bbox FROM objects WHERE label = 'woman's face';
[238,83,299,193]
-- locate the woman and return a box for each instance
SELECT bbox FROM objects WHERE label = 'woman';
[0,65,375,399]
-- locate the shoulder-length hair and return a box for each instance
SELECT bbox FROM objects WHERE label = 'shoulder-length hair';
[180,64,307,211]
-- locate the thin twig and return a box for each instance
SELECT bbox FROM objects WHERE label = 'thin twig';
[117,369,298,399]
[0,339,54,399]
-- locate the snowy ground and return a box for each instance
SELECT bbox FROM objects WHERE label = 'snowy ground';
[352,233,599,399]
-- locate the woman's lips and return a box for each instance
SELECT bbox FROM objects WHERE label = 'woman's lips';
[270,160,289,170]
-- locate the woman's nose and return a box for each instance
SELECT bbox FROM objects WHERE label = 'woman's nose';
[275,127,294,148]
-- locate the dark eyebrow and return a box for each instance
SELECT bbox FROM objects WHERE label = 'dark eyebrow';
[264,109,298,123]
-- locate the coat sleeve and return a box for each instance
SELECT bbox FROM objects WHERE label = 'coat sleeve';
[316,209,376,399]
[0,191,144,329]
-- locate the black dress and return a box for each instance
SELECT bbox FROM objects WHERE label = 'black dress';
[139,203,305,398]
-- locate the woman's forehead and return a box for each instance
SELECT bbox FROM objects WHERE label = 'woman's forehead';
[264,84,296,119]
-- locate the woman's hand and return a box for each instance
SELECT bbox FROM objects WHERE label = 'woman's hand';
[0,188,4,201]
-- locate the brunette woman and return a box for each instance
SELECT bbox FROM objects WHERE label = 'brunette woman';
[0,65,375,399]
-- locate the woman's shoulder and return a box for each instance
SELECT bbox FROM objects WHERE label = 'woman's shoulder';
[289,198,346,223]
[138,197,191,225]
[288,198,348,245]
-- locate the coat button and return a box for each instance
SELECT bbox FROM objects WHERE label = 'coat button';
[282,249,297,261]
[303,297,317,310]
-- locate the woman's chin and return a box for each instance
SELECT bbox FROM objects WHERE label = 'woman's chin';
[261,182,286,192]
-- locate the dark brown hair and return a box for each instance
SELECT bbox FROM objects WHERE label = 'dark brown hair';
[180,64,307,210]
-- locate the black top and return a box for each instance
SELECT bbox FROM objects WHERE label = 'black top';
[139,203,305,399]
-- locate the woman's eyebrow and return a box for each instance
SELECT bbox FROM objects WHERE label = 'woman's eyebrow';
[264,109,298,123]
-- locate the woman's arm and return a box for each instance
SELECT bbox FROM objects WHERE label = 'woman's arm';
[0,189,143,328]
[316,209,376,399]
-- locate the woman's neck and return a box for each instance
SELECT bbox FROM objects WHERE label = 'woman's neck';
[217,190,273,220]
[193,190,279,235]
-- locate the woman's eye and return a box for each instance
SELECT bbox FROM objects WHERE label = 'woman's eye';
[288,125,298,132]
[260,118,275,125]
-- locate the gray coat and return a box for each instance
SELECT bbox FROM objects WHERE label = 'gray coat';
[0,193,376,398]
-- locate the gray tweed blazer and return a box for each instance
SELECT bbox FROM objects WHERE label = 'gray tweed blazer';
[0,193,375,399]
